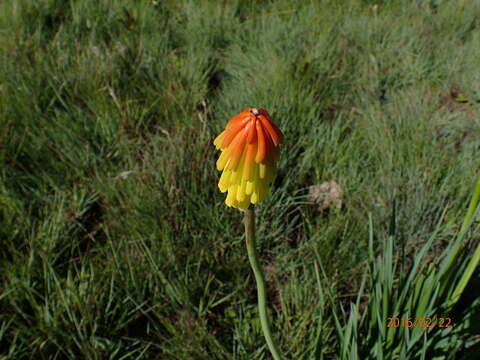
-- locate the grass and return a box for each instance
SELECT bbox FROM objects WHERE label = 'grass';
[1,0,480,359]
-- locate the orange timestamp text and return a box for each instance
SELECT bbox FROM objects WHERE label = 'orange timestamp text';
[386,317,452,328]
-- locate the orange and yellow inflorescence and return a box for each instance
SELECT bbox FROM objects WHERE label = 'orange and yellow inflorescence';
[213,108,283,209]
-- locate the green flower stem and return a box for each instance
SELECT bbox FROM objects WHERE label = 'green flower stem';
[244,207,284,360]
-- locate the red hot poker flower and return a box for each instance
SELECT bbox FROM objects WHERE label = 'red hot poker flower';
[213,108,283,209]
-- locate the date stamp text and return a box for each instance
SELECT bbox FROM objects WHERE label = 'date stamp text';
[386,317,452,328]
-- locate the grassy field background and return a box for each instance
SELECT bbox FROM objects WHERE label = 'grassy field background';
[1,0,480,359]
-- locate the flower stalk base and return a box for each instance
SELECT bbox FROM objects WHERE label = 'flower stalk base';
[244,207,283,360]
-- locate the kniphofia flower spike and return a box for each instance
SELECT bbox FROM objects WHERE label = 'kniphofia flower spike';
[214,108,283,209]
